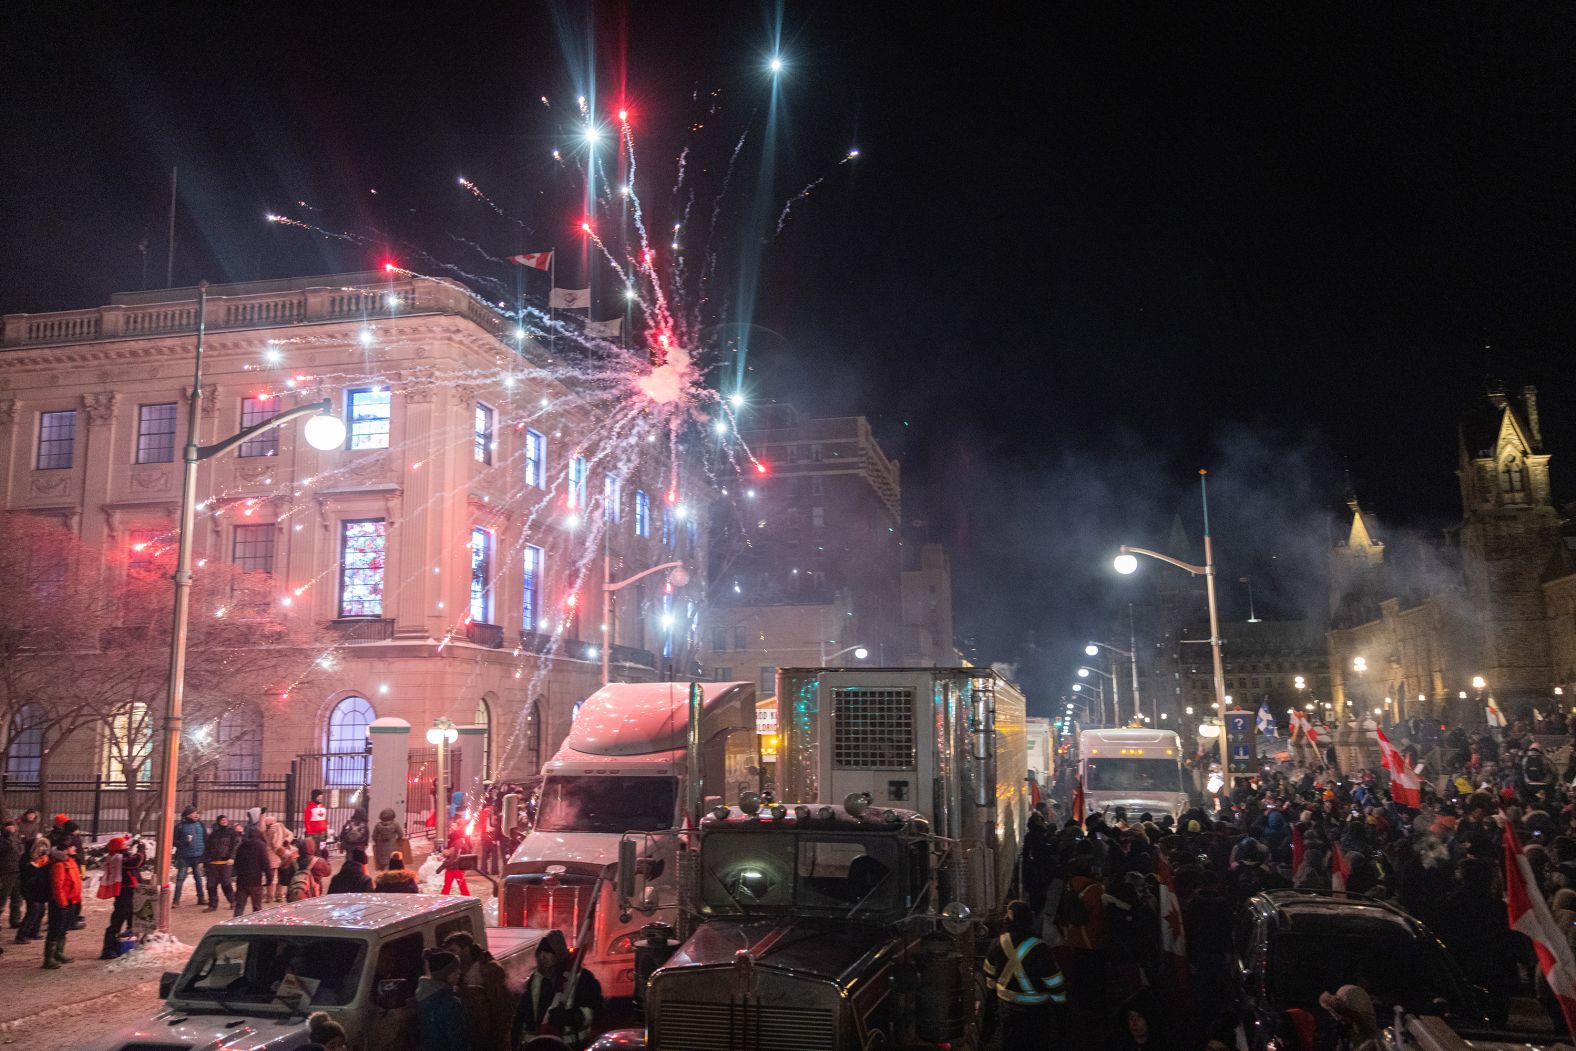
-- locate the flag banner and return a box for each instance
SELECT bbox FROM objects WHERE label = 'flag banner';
[549,287,591,309]
[1331,841,1350,892]
[1257,703,1278,738]
[1375,728,1421,807]
[1486,700,1506,727]
[507,251,553,270]
[585,317,623,338]
[1504,821,1576,1034]
[1155,852,1190,992]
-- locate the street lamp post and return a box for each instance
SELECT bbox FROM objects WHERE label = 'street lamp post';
[1086,637,1143,725]
[1072,681,1107,726]
[601,560,686,685]
[1077,664,1119,723]
[153,283,347,933]
[1114,470,1228,758]
[821,642,870,665]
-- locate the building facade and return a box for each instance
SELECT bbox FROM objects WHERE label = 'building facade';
[0,272,707,801]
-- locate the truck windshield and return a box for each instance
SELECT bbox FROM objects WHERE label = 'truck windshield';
[701,831,903,919]
[175,934,366,1010]
[534,775,678,834]
[1084,757,1183,793]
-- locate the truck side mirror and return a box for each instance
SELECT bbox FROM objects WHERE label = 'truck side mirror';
[618,838,638,903]
[159,971,180,999]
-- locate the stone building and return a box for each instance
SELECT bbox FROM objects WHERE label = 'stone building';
[0,272,705,805]
[1327,386,1571,725]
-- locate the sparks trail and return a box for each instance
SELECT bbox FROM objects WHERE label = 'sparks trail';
[264,214,374,244]
[774,149,860,236]
[457,177,530,229]
[448,234,513,265]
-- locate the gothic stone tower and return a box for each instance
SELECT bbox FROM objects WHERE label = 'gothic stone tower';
[1455,385,1560,700]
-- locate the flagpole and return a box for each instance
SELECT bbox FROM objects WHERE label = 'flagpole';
[549,246,557,358]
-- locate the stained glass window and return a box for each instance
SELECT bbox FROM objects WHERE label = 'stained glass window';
[347,388,391,450]
[339,519,386,617]
[238,397,280,458]
[522,544,544,630]
[470,526,493,623]
[525,429,546,488]
[36,410,76,470]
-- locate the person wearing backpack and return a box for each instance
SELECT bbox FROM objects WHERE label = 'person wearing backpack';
[984,899,1067,1049]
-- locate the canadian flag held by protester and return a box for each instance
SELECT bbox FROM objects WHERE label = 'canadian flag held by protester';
[1155,853,1189,990]
[1504,820,1576,1034]
[1375,728,1421,807]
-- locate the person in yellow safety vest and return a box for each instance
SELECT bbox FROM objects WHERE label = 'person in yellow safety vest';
[984,899,1068,1049]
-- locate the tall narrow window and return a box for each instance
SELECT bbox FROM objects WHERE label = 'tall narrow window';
[662,593,674,659]
[470,527,494,623]
[325,695,375,787]
[812,506,825,529]
[5,704,45,782]
[101,702,154,783]
[524,429,546,488]
[238,396,280,457]
[524,698,543,775]
[569,456,588,509]
[661,507,674,546]
[36,410,76,470]
[634,490,650,537]
[346,388,391,450]
[474,697,493,781]
[522,544,544,631]
[339,519,387,617]
[604,474,622,523]
[136,403,178,463]
[232,524,276,575]
[1500,456,1526,497]
[474,403,494,465]
[215,707,263,782]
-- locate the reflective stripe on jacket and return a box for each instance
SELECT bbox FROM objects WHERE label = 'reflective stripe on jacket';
[983,932,1067,1006]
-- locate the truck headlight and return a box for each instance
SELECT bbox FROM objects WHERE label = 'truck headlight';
[608,933,636,957]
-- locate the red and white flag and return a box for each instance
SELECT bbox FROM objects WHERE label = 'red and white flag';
[1289,711,1307,739]
[1155,853,1189,989]
[1486,699,1506,728]
[1375,728,1421,807]
[1304,719,1322,748]
[1071,776,1086,827]
[1504,820,1576,1034]
[1331,841,1350,892]
[508,251,553,271]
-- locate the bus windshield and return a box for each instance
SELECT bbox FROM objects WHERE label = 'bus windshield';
[1084,757,1183,793]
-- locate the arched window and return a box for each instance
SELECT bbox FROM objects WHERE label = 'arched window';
[216,706,263,783]
[474,696,493,782]
[1500,456,1526,498]
[324,695,375,787]
[5,703,45,782]
[524,698,543,776]
[101,702,153,784]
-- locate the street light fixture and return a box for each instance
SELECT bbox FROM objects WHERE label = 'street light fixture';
[153,283,346,932]
[602,561,687,685]
[1087,635,1144,724]
[822,642,870,664]
[426,717,459,845]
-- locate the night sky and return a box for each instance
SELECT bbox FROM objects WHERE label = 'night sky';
[4,5,1574,711]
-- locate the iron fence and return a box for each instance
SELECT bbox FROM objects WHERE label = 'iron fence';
[0,777,290,839]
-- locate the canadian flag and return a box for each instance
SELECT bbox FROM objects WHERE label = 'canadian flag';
[1375,729,1421,807]
[507,251,553,270]
[1289,711,1308,739]
[1155,853,1189,989]
[1331,841,1351,892]
[1504,820,1576,1034]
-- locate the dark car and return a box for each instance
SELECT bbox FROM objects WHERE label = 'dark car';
[1233,889,1486,1051]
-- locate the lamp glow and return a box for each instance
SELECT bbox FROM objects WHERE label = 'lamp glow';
[1113,553,1139,575]
[303,414,347,451]
[1085,644,1099,656]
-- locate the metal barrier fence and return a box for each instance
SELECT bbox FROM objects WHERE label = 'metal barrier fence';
[0,777,290,839]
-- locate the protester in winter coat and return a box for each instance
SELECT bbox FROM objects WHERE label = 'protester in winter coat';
[417,949,476,1051]
[339,809,370,856]
[327,848,374,894]
[303,789,329,844]
[371,808,403,870]
[203,815,240,911]
[16,809,40,844]
[511,929,602,1049]
[233,825,271,916]
[97,837,145,959]
[442,930,513,1051]
[262,813,292,902]
[374,852,420,893]
[16,836,50,944]
[172,806,208,908]
[0,816,20,934]
[440,825,472,896]
[1320,985,1384,1051]
[42,822,82,969]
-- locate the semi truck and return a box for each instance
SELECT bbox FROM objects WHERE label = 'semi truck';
[775,666,1029,918]
[1077,726,1190,820]
[501,680,761,998]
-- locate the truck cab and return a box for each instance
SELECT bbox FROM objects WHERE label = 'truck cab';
[1078,727,1191,820]
[90,894,545,1051]
[600,798,978,1051]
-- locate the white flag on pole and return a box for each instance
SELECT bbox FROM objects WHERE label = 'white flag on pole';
[585,317,623,338]
[549,287,591,309]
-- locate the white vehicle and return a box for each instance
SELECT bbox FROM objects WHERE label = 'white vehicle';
[91,894,545,1051]
[1078,727,1190,821]
[504,681,760,998]
[1026,716,1054,791]
[776,666,1028,917]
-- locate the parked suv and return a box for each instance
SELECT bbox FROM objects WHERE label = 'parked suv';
[1233,889,1486,1051]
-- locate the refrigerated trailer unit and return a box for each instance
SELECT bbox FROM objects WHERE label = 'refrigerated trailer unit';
[776,666,1028,918]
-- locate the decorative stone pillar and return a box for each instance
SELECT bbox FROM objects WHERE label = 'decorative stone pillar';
[367,717,411,833]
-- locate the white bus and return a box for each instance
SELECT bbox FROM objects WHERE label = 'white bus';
[1077,728,1190,821]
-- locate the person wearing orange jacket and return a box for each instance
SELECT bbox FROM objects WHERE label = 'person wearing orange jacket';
[42,820,83,969]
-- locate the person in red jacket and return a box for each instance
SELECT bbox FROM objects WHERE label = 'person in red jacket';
[303,789,329,844]
[43,822,82,970]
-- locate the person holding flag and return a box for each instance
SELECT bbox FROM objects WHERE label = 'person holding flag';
[1503,820,1576,1037]
[1375,728,1421,808]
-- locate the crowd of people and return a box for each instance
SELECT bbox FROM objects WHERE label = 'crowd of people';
[992,708,1576,1050]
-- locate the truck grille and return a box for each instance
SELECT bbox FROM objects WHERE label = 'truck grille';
[502,873,596,946]
[657,1000,837,1051]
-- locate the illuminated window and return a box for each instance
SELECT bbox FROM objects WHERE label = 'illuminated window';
[232,524,275,575]
[101,702,154,784]
[569,456,588,509]
[324,695,374,787]
[662,593,674,658]
[136,403,178,463]
[1500,456,1526,498]
[216,707,262,782]
[474,403,494,465]
[338,519,387,617]
[662,507,674,546]
[5,703,45,782]
[238,397,280,458]
[524,429,546,488]
[346,388,391,450]
[604,474,621,523]
[36,410,76,470]
[522,544,544,630]
[634,490,650,537]
[470,527,494,623]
